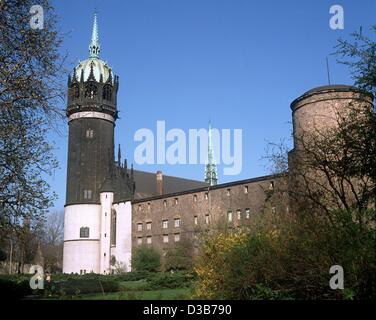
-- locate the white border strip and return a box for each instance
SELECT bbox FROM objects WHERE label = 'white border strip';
[68,111,114,123]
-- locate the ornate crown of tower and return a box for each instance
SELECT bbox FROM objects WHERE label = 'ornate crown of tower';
[66,13,119,121]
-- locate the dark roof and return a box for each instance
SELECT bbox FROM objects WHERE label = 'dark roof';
[305,85,355,94]
[291,84,374,109]
[132,173,283,203]
[128,169,208,200]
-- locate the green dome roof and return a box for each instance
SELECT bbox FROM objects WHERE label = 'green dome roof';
[74,57,113,83]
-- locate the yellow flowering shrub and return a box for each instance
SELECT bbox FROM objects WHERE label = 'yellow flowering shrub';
[193,232,247,299]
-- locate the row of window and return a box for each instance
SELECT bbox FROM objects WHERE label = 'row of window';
[70,83,112,101]
[136,182,275,211]
[137,218,180,231]
[227,209,251,222]
[136,209,252,232]
[137,233,180,245]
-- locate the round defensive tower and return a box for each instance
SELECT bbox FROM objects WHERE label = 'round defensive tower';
[290,85,373,151]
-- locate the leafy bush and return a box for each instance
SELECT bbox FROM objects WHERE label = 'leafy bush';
[193,209,376,300]
[0,275,33,300]
[164,240,193,271]
[47,278,119,296]
[147,271,195,290]
[131,245,161,272]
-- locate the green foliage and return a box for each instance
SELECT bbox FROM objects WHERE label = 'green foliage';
[47,278,119,296]
[0,275,32,300]
[193,209,376,300]
[147,271,195,290]
[0,0,63,232]
[164,240,194,271]
[131,246,161,272]
[335,25,376,96]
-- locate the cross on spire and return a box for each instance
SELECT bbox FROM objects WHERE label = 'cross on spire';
[89,13,100,58]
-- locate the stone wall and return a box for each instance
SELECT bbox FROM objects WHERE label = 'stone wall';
[131,175,285,262]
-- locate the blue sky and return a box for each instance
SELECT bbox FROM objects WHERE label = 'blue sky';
[49,0,375,210]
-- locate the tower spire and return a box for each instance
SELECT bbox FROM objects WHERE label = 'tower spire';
[89,13,100,58]
[118,144,121,165]
[205,121,218,186]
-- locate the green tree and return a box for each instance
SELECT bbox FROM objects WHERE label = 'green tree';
[0,0,64,236]
[131,246,161,272]
[335,25,376,96]
[164,240,193,271]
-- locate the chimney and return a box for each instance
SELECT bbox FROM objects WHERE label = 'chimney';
[156,171,163,196]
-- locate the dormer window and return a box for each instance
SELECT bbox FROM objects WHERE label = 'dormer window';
[85,82,97,99]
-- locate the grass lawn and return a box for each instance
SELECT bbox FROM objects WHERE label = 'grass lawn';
[71,287,191,300]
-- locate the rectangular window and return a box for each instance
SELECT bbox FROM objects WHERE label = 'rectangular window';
[163,200,167,208]
[137,237,142,245]
[269,181,275,190]
[193,195,197,202]
[228,211,233,222]
[174,218,180,228]
[163,234,169,243]
[194,216,198,225]
[148,203,151,210]
[147,236,152,244]
[174,233,180,242]
[245,208,250,219]
[146,222,152,230]
[205,214,209,224]
[86,129,94,138]
[227,189,231,196]
[162,220,168,229]
[83,190,92,199]
[80,227,89,238]
[137,223,142,231]
[204,193,208,200]
[174,198,178,205]
[237,210,241,220]
[244,186,248,194]
[111,210,116,246]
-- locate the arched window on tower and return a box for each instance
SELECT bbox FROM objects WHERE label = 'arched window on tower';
[111,209,117,246]
[103,85,112,101]
[71,84,80,100]
[85,82,97,99]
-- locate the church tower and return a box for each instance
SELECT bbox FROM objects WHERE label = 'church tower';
[65,13,119,205]
[63,14,133,274]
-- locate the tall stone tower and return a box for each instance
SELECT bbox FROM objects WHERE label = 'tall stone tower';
[63,14,134,274]
[65,13,118,205]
